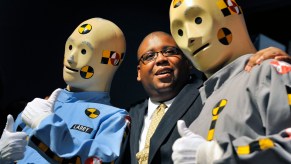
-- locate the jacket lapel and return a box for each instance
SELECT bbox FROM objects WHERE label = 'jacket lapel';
[129,99,148,163]
[148,81,202,163]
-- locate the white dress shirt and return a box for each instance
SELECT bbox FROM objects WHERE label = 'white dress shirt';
[139,97,175,151]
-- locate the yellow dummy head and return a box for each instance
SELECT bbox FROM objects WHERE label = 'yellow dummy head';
[170,0,256,77]
[63,18,126,92]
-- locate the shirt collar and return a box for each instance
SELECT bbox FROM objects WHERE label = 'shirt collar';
[199,54,251,103]
[147,97,175,118]
[58,89,111,105]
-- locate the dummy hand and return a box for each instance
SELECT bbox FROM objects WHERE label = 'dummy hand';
[22,88,62,129]
[172,120,206,164]
[245,46,291,72]
[0,115,27,164]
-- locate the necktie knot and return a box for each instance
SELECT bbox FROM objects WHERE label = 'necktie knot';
[156,103,167,114]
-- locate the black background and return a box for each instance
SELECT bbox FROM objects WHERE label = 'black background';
[0,0,291,127]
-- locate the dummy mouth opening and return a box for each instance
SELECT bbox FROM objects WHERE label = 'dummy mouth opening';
[66,66,78,72]
[192,43,210,56]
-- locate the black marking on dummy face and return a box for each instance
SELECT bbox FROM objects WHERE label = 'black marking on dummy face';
[80,65,94,79]
[101,50,123,66]
[217,27,232,45]
[78,24,92,34]
[217,0,242,17]
[172,0,184,8]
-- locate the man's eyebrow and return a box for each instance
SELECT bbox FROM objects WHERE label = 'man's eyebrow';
[162,46,178,49]
[144,46,177,52]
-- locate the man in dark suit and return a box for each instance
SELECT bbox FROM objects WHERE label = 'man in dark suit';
[119,31,203,164]
[119,31,290,164]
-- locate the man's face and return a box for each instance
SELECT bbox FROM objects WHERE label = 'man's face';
[170,0,242,75]
[137,33,191,101]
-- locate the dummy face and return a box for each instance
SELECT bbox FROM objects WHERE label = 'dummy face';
[170,0,243,76]
[63,18,126,92]
[137,32,191,102]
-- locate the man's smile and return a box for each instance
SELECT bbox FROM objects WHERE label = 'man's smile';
[155,68,173,75]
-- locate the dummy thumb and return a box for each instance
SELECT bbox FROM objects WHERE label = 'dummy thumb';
[4,114,14,132]
[177,120,194,137]
[47,88,62,103]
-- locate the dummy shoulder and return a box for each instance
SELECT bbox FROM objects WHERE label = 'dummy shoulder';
[268,60,291,75]
[249,59,291,76]
[247,59,291,86]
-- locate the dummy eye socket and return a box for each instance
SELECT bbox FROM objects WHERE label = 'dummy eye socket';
[81,49,86,55]
[69,45,72,50]
[178,29,183,36]
[195,17,202,24]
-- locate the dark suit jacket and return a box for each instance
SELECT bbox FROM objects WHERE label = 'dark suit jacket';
[119,78,204,164]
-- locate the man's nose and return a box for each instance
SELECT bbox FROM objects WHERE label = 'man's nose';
[155,52,168,64]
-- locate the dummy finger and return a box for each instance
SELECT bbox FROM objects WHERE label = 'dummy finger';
[177,120,194,137]
[172,144,197,164]
[4,114,15,132]
[47,88,62,103]
[172,151,196,164]
[9,131,28,141]
[1,142,26,161]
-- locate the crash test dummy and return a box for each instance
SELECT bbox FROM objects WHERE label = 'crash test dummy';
[169,0,291,163]
[0,17,129,164]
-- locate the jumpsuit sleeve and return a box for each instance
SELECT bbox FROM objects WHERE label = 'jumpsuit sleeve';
[28,109,128,164]
[13,112,26,132]
[213,60,291,164]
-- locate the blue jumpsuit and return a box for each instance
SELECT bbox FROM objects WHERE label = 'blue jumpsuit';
[14,89,129,164]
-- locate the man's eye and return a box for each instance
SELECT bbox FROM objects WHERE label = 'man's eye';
[144,53,155,60]
[165,49,176,55]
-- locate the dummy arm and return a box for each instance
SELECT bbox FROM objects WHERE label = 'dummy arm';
[22,88,62,129]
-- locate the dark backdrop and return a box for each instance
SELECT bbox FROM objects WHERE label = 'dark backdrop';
[1,0,291,127]
[0,1,171,111]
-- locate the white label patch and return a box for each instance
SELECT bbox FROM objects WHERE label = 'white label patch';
[71,124,93,134]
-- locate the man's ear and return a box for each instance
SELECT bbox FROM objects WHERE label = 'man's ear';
[137,65,141,82]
